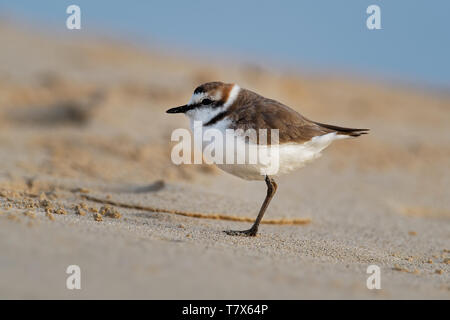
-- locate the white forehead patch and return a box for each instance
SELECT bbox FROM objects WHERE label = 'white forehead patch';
[187,92,206,106]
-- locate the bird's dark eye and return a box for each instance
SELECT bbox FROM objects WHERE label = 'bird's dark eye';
[202,99,212,105]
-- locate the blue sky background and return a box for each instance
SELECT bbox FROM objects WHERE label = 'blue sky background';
[1,0,449,89]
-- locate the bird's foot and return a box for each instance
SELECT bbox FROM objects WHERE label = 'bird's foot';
[224,228,258,237]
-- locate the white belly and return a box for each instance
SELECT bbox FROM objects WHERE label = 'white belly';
[216,132,343,180]
[188,113,348,181]
[198,123,347,180]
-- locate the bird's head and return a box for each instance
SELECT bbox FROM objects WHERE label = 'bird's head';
[166,82,240,122]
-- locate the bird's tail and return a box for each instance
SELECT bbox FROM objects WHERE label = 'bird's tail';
[313,121,369,137]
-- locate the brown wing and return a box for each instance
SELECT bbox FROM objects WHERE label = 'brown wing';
[228,89,356,144]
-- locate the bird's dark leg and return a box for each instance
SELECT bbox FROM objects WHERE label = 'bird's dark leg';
[224,175,278,237]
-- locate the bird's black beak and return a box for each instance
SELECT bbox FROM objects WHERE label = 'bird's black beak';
[166,104,191,114]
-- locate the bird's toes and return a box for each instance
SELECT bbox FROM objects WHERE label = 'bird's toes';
[223,229,258,237]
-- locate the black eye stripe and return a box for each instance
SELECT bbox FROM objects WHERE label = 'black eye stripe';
[202,98,212,105]
[189,100,222,110]
[194,87,204,94]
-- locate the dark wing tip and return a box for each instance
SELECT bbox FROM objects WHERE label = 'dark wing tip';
[312,121,370,137]
[347,130,369,137]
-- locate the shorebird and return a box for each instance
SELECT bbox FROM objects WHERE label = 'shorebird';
[167,82,368,236]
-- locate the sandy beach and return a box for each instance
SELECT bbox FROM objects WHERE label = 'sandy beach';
[0,23,449,299]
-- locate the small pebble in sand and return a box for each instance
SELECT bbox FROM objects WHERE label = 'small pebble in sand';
[40,199,52,208]
[74,205,86,216]
[46,212,55,221]
[393,264,418,274]
[93,213,103,221]
[393,264,405,272]
[99,206,108,215]
[80,202,88,210]
[427,259,433,264]
[23,210,36,218]
[443,258,450,264]
[435,269,443,275]
[408,231,417,236]
[106,211,121,219]
[39,192,47,201]
[89,207,98,213]
[99,205,121,219]
[74,188,90,193]
[55,208,67,215]
[25,201,36,209]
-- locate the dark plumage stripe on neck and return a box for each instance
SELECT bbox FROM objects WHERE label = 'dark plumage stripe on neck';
[204,109,231,127]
